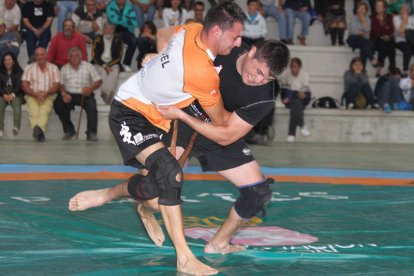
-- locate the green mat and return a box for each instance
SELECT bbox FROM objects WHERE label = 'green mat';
[1,180,414,275]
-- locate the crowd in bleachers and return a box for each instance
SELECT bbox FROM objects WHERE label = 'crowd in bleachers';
[0,0,414,143]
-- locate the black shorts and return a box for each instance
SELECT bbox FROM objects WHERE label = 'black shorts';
[162,120,255,172]
[109,100,166,168]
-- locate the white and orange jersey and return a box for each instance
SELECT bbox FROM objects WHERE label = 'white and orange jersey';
[114,23,221,132]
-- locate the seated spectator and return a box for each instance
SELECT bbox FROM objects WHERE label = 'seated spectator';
[72,0,104,44]
[353,0,375,15]
[130,0,157,29]
[0,52,23,138]
[324,0,346,46]
[259,0,288,44]
[387,0,405,15]
[136,20,157,69]
[56,0,79,33]
[2,0,22,43]
[279,57,311,143]
[54,47,102,141]
[343,57,378,109]
[186,1,205,23]
[0,19,19,58]
[393,4,414,75]
[398,63,414,109]
[163,0,188,27]
[21,47,61,142]
[47,18,87,68]
[347,2,377,67]
[370,0,396,77]
[284,0,311,45]
[22,0,54,59]
[91,22,122,104]
[106,0,138,72]
[375,66,402,112]
[242,0,267,46]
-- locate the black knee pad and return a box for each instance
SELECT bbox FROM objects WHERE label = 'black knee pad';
[234,178,272,220]
[145,147,184,206]
[127,173,159,201]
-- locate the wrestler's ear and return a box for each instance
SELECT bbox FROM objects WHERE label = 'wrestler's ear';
[248,46,257,58]
[211,25,222,38]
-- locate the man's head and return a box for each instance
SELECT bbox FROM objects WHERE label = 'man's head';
[5,0,16,10]
[85,0,97,13]
[35,47,47,67]
[290,57,302,77]
[247,0,260,14]
[193,1,205,22]
[203,1,246,55]
[103,22,116,39]
[63,18,75,38]
[68,47,82,67]
[239,40,290,86]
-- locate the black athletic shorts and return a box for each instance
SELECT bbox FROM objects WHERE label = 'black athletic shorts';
[109,100,166,168]
[162,119,255,172]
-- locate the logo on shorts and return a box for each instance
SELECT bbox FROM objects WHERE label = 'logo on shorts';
[134,133,143,144]
[243,148,251,156]
[120,122,136,146]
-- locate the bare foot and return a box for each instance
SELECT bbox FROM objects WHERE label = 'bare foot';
[177,256,218,275]
[204,243,246,255]
[68,189,111,211]
[137,204,165,247]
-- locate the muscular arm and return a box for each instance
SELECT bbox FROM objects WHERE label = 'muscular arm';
[158,105,252,146]
[202,100,232,125]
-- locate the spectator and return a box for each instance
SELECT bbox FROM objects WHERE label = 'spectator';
[353,0,375,15]
[242,0,267,46]
[375,66,402,112]
[2,0,21,43]
[47,18,87,68]
[54,47,102,141]
[163,0,188,27]
[136,20,156,69]
[284,0,311,45]
[0,52,23,138]
[186,0,205,23]
[279,57,311,143]
[343,57,378,109]
[0,19,19,58]
[259,0,288,44]
[347,1,377,67]
[21,47,61,142]
[393,4,414,74]
[72,0,104,44]
[56,0,79,33]
[22,0,54,59]
[398,63,414,109]
[91,22,122,104]
[387,0,405,15]
[370,0,396,77]
[324,0,346,46]
[106,0,138,72]
[130,0,157,29]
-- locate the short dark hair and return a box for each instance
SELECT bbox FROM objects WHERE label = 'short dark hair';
[203,1,246,32]
[247,0,260,6]
[194,1,205,7]
[291,57,302,68]
[254,40,290,78]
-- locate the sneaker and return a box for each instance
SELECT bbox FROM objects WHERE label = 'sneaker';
[32,125,42,141]
[62,131,76,141]
[347,103,355,109]
[300,126,311,137]
[383,104,392,113]
[371,103,380,109]
[286,135,295,143]
[0,130,3,138]
[392,103,399,110]
[87,133,99,141]
[122,65,132,72]
[37,129,46,143]
[12,127,19,136]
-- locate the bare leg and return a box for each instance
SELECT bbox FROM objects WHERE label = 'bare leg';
[137,198,165,246]
[68,181,129,211]
[205,161,264,254]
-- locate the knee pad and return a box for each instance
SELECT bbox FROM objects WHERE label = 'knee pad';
[234,178,272,220]
[127,173,159,201]
[145,147,184,206]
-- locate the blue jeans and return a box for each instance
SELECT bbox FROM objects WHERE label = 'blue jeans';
[377,78,401,107]
[263,4,287,40]
[286,8,310,39]
[346,35,375,67]
[134,4,156,29]
[57,1,78,32]
[24,28,51,58]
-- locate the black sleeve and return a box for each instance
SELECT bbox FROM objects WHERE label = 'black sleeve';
[235,102,275,127]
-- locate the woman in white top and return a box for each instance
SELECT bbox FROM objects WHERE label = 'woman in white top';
[162,0,188,27]
[393,4,414,74]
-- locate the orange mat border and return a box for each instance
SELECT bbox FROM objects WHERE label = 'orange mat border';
[0,172,413,186]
